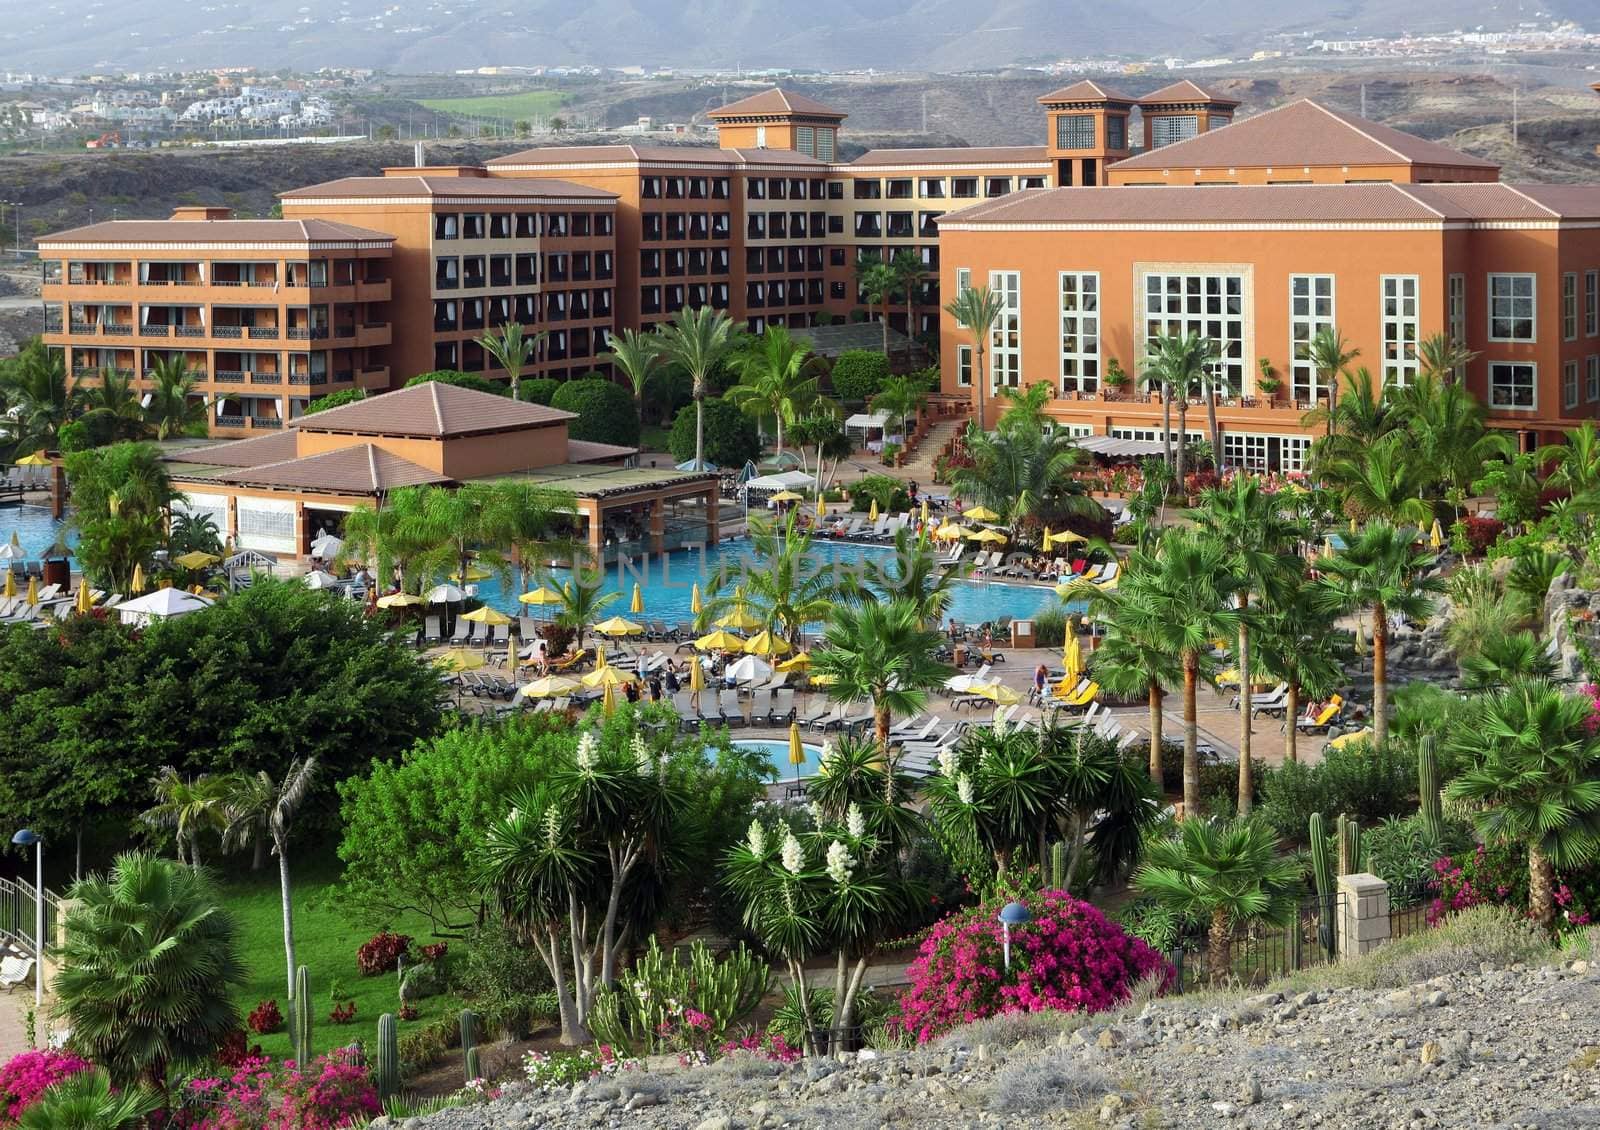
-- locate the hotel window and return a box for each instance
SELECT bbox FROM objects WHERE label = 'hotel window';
[462,214,486,240]
[1588,271,1599,336]
[746,179,766,200]
[1056,115,1094,150]
[953,268,972,326]
[854,180,882,200]
[1106,116,1126,151]
[1021,176,1047,189]
[1448,274,1467,381]
[985,177,1012,197]
[433,214,458,240]
[1222,432,1313,474]
[1151,115,1199,148]
[595,212,614,236]
[1489,274,1536,342]
[989,270,1021,390]
[1489,361,1536,410]
[1381,275,1419,386]
[1590,356,1600,403]
[1059,271,1099,394]
[854,212,882,238]
[1565,273,1580,341]
[919,177,946,198]
[1144,271,1247,394]
[434,257,459,290]
[795,126,815,156]
[1566,360,1581,410]
[956,345,972,387]
[816,130,835,161]
[886,212,914,238]
[1289,275,1335,402]
[887,179,913,200]
[712,178,731,200]
[489,213,512,239]
[953,177,978,199]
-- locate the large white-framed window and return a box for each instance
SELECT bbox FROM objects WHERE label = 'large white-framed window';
[1565,359,1581,410]
[956,345,972,387]
[1143,270,1247,394]
[1059,271,1099,394]
[1110,425,1204,444]
[1589,355,1600,403]
[1381,275,1419,386]
[1289,274,1335,402]
[1222,432,1313,473]
[953,268,971,326]
[1489,273,1537,342]
[1056,423,1095,438]
[1489,361,1537,411]
[1587,271,1598,337]
[1151,115,1199,148]
[1448,273,1467,381]
[989,269,1021,390]
[1564,273,1580,341]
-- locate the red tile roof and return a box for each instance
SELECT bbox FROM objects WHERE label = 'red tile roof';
[565,439,640,463]
[280,175,616,200]
[214,444,450,493]
[168,430,300,467]
[292,381,573,439]
[1108,99,1498,172]
[707,88,846,120]
[935,183,1462,226]
[1038,80,1138,105]
[38,218,395,245]
[1139,80,1240,107]
[848,145,1049,167]
[486,143,824,168]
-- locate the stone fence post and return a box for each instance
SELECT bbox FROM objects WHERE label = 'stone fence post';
[1337,873,1391,961]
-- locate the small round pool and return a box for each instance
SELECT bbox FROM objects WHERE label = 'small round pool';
[728,738,827,781]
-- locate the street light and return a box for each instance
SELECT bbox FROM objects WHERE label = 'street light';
[10,828,42,1007]
[998,900,1031,972]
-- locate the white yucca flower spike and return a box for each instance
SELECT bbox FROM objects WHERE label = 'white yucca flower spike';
[746,819,766,855]
[820,740,836,767]
[781,831,805,876]
[993,717,1008,739]
[808,801,825,827]
[957,773,974,805]
[575,731,598,772]
[542,806,561,848]
[937,746,958,779]
[846,802,866,839]
[632,733,652,776]
[825,839,855,885]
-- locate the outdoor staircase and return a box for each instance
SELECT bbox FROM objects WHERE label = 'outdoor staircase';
[897,416,967,483]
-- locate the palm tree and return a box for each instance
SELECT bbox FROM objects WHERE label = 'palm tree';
[857,525,970,628]
[79,367,150,442]
[143,356,207,440]
[53,852,246,1087]
[264,758,318,1002]
[488,479,580,592]
[1253,577,1343,763]
[17,1068,159,1130]
[1446,680,1600,927]
[1320,433,1434,526]
[1076,583,1181,784]
[218,770,275,872]
[1135,818,1303,983]
[950,424,1099,542]
[703,510,844,648]
[1191,477,1305,813]
[1393,375,1512,510]
[855,255,897,356]
[811,599,948,800]
[869,374,925,446]
[599,327,661,432]
[944,285,1004,432]
[555,572,620,651]
[139,768,229,869]
[479,321,544,400]
[1459,630,1559,690]
[1303,367,1394,467]
[1545,420,1600,500]
[994,381,1054,437]
[890,249,927,362]
[1143,332,1220,492]
[1305,326,1361,436]
[338,491,429,594]
[653,306,739,470]
[724,326,823,457]
[1316,523,1444,747]
[387,482,521,591]
[0,339,76,455]
[1140,359,1174,472]
[1416,330,1476,385]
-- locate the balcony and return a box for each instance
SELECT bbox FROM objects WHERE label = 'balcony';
[287,372,328,386]
[214,370,247,383]
[175,325,207,338]
[213,326,244,339]
[248,327,281,340]
[356,323,391,348]
[356,366,390,390]
[333,369,354,384]
[142,324,171,337]
[217,414,246,429]
[250,371,282,384]
[250,416,283,430]
[355,279,392,303]
[69,322,97,335]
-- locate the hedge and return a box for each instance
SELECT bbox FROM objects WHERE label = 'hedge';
[550,378,641,448]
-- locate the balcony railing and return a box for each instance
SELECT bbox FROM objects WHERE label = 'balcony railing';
[213,326,243,339]
[214,370,247,383]
[104,324,132,336]
[250,371,281,384]
[333,369,353,383]
[251,417,283,429]
[217,414,245,428]
[65,277,127,286]
[142,324,170,337]
[175,325,206,338]
[247,327,280,340]
[69,322,96,335]
[287,372,327,386]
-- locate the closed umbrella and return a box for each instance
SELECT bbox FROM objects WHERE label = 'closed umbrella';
[816,495,827,522]
[868,498,879,522]
[24,576,37,605]
[1062,633,1083,686]
[376,591,426,608]
[602,680,618,715]
[129,564,145,595]
[689,657,706,711]
[1,571,11,601]
[630,582,644,615]
[1429,518,1444,551]
[463,606,512,625]
[920,498,930,524]
[690,583,703,616]
[75,583,92,614]
[788,721,805,788]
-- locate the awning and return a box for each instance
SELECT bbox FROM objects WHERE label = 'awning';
[1072,435,1167,459]
[743,469,818,493]
[845,412,891,432]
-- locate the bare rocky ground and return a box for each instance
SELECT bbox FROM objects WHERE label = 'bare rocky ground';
[378,916,1600,1130]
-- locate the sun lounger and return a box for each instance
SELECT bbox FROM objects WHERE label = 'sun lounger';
[798,699,833,728]
[1292,696,1345,734]
[748,688,772,722]
[900,723,966,757]
[1241,683,1290,715]
[1093,562,1121,585]
[891,716,939,743]
[0,956,33,994]
[944,663,992,695]
[718,688,746,726]
[770,688,795,723]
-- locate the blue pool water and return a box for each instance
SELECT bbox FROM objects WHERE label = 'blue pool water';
[730,738,828,781]
[0,506,74,560]
[473,539,1057,629]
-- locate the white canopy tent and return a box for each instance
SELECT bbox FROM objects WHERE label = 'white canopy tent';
[844,411,893,449]
[116,588,214,627]
[1070,435,1167,459]
[740,469,818,497]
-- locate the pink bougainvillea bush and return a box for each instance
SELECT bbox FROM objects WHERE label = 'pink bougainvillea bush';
[888,888,1172,1044]
[0,1049,93,1124]
[174,1053,380,1130]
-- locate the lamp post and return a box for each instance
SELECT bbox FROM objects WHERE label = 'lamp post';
[998,900,1031,973]
[11,829,42,1008]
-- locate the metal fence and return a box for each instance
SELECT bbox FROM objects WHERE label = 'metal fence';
[0,877,61,957]
[1170,892,1344,993]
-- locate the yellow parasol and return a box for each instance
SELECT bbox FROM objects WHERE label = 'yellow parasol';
[522,674,580,698]
[129,564,145,595]
[769,490,805,503]
[787,721,806,784]
[974,680,1021,706]
[519,586,562,607]
[696,629,745,651]
[15,452,50,466]
[967,528,1008,544]
[434,648,485,672]
[584,663,634,689]
[920,498,930,524]
[1048,529,1087,548]
[715,606,764,631]
[602,680,618,715]
[507,632,517,674]
[776,651,811,671]
[1429,518,1443,551]
[964,505,1000,522]
[75,583,92,614]
[1349,516,1358,535]
[743,630,791,657]
[174,550,220,570]
[594,615,645,637]
[688,656,706,698]
[1062,634,1084,686]
[815,495,827,522]
[450,564,493,583]
[1042,526,1052,549]
[690,583,703,616]
[1327,727,1375,751]
[462,605,512,625]
[24,576,37,605]
[630,582,644,615]
[2,571,12,601]
[191,584,206,595]
[810,672,837,686]
[376,591,426,608]
[868,498,879,522]
[935,521,966,541]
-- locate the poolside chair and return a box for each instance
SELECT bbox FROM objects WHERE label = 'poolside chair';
[1093,561,1121,586]
[901,723,966,757]
[836,704,876,733]
[422,615,442,643]
[718,688,746,726]
[748,687,772,723]
[944,663,992,696]
[1242,683,1290,715]
[1293,695,1345,734]
[890,715,938,742]
[799,699,835,729]
[769,688,795,723]
[548,649,589,673]
[447,618,470,644]
[0,956,33,994]
[1080,562,1105,583]
[1055,680,1100,713]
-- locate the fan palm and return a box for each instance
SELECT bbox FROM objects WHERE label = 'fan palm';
[943,284,1004,431]
[79,367,149,442]
[139,768,229,869]
[0,339,76,455]
[1303,326,1361,437]
[1134,818,1303,983]
[262,758,318,1002]
[993,381,1054,437]
[1252,577,1343,763]
[725,325,823,456]
[599,327,661,432]
[479,320,544,400]
[652,306,739,470]
[1544,420,1600,500]
[1190,477,1306,813]
[53,852,246,1087]
[855,524,970,628]
[1460,629,1559,690]
[1393,374,1512,508]
[1320,432,1434,525]
[702,510,844,647]
[1315,522,1444,747]
[1304,366,1395,471]
[554,571,620,650]
[949,423,1098,541]
[890,249,927,361]
[855,255,898,357]
[1142,332,1219,491]
[143,356,208,440]
[1445,680,1600,927]
[17,1068,159,1130]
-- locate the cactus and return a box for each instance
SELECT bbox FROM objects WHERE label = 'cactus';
[1418,736,1442,841]
[1309,812,1335,959]
[459,1009,478,1083]
[1337,813,1363,876]
[293,965,312,1066]
[375,1013,399,1099]
[1048,840,1068,889]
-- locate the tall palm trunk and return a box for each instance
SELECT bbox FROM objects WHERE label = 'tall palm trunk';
[1147,680,1164,785]
[1207,908,1232,984]
[1528,842,1556,928]
[880,305,889,356]
[1160,383,1173,471]
[1174,396,1190,495]
[693,375,706,468]
[1182,654,1200,816]
[1205,381,1221,472]
[1371,601,1388,747]
[875,704,893,806]
[277,838,296,1001]
[905,293,916,364]
[975,348,987,430]
[1284,683,1299,763]
[1236,599,1253,816]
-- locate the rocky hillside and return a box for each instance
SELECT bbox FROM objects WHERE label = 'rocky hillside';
[380,914,1600,1129]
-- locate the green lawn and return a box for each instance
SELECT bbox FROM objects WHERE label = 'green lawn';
[417,90,569,120]
[220,861,462,1060]
[638,424,673,454]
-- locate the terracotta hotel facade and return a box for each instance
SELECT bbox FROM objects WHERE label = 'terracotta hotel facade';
[37,82,1600,463]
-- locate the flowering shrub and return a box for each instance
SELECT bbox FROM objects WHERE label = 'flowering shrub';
[216,1029,263,1069]
[888,889,1172,1044]
[355,931,412,976]
[328,1002,356,1025]
[177,1053,380,1130]
[418,942,448,963]
[0,1049,93,1124]
[719,1031,802,1063]
[521,1045,639,1094]
[1430,842,1597,929]
[1460,516,1505,557]
[246,1000,283,1036]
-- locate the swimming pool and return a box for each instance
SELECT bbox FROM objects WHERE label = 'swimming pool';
[0,506,74,561]
[729,738,828,781]
[473,539,1058,629]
